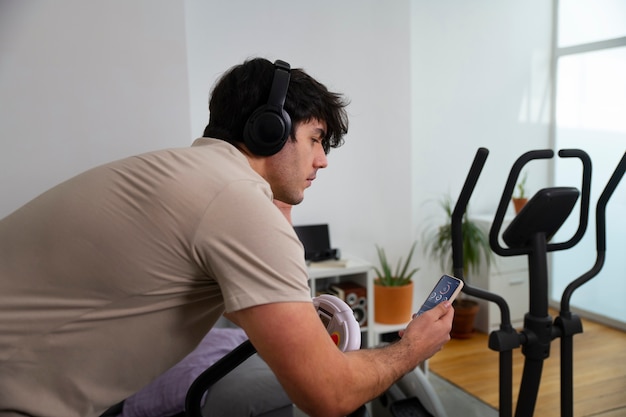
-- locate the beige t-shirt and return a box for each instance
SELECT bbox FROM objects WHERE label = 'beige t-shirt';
[0,138,311,417]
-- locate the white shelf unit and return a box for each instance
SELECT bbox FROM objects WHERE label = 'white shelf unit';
[307,256,409,348]
[472,216,529,333]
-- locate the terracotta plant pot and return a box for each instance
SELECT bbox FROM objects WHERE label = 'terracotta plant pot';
[374,281,414,324]
[451,298,480,339]
[512,197,528,214]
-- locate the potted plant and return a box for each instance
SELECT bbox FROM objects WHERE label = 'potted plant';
[423,196,493,338]
[372,241,419,324]
[512,172,528,214]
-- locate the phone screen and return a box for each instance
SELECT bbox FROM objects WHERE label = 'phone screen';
[416,274,463,316]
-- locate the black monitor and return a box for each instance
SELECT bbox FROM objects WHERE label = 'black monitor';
[293,224,339,262]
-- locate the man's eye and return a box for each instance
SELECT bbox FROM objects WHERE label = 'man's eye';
[312,137,330,154]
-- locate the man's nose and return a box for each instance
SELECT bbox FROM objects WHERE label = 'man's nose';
[315,148,328,169]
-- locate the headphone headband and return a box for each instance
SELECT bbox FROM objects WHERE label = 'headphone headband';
[267,60,290,108]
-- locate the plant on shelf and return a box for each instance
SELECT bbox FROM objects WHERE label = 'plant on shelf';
[512,171,529,214]
[373,241,419,286]
[372,241,418,324]
[422,195,493,338]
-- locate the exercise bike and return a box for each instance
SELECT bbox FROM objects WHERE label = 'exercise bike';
[184,294,370,417]
[448,147,626,417]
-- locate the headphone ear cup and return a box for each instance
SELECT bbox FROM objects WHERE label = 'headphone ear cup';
[243,105,291,156]
[243,60,292,156]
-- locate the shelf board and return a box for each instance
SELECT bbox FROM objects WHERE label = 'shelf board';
[370,321,410,333]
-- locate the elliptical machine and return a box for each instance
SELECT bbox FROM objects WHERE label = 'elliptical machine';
[449,147,626,417]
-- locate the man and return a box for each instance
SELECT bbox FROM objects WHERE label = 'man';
[0,58,454,417]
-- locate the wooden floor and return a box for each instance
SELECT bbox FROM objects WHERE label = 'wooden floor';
[428,313,626,416]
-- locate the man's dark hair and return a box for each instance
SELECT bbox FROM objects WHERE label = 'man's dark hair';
[203,58,349,154]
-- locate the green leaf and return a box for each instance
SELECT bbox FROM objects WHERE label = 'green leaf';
[422,195,494,280]
[374,241,419,286]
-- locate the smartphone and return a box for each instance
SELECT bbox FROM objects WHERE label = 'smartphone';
[416,274,464,316]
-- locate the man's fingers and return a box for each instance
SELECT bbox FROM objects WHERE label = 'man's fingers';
[435,301,453,319]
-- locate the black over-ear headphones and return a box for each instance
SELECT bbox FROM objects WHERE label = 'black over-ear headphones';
[243,60,292,156]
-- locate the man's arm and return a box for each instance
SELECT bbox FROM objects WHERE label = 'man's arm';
[225,299,453,417]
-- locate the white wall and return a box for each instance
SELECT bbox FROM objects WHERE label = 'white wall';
[0,1,191,216]
[410,1,553,286]
[184,0,414,267]
[1,1,554,299]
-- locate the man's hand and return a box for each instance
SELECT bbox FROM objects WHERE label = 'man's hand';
[399,301,454,361]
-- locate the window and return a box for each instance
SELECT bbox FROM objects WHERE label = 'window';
[551,0,626,327]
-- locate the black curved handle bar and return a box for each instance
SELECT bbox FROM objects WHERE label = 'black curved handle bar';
[561,151,626,311]
[185,340,257,417]
[490,150,552,256]
[551,149,592,251]
[450,147,514,330]
[451,147,489,279]
[185,340,370,417]
[490,149,591,257]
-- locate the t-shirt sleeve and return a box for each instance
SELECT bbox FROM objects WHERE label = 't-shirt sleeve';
[191,180,312,312]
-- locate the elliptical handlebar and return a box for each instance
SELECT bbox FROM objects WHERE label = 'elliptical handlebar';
[449,147,519,417]
[561,150,626,311]
[490,150,553,257]
[451,147,489,280]
[490,149,592,257]
[449,147,514,330]
[550,149,592,251]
